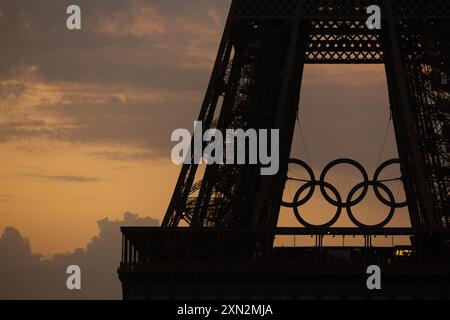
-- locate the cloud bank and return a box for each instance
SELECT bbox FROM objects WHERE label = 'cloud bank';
[0,212,158,299]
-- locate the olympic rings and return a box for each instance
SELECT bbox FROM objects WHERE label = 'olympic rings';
[293,180,342,228]
[282,158,407,228]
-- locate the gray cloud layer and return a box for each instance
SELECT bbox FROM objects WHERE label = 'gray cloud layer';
[0,212,158,299]
[0,0,230,84]
[0,0,231,157]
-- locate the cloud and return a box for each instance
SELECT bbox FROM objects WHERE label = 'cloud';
[88,149,166,162]
[0,67,204,156]
[0,0,229,85]
[0,212,159,299]
[24,174,100,183]
[95,0,167,38]
[0,194,15,203]
[0,0,230,158]
[109,166,131,172]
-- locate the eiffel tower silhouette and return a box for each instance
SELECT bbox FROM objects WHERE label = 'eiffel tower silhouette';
[119,0,450,299]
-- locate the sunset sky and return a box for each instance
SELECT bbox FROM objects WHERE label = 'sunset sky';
[0,0,409,259]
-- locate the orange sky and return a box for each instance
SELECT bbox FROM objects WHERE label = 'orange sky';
[0,142,178,255]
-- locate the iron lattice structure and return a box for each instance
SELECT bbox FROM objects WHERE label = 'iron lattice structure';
[162,0,450,233]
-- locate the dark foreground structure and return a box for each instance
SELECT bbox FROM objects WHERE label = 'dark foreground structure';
[119,0,450,299]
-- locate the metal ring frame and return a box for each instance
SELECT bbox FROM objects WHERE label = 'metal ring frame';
[283,158,407,228]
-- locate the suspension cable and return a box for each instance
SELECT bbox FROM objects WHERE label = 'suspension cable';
[296,113,313,167]
[375,112,393,168]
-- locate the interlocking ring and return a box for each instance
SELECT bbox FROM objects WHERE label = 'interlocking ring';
[373,159,407,208]
[282,158,407,228]
[319,159,369,207]
[293,180,342,228]
[347,181,396,228]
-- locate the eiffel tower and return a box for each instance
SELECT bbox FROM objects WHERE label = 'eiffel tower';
[118,0,450,299]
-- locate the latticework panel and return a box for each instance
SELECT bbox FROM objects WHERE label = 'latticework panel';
[397,19,450,228]
[305,33,383,63]
[393,0,450,18]
[233,0,298,17]
[299,0,385,19]
[232,0,450,19]
[197,20,296,228]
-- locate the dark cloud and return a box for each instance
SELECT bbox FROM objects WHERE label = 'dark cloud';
[88,149,165,162]
[0,194,15,203]
[0,0,230,87]
[0,0,233,155]
[0,212,159,299]
[109,166,131,171]
[24,174,100,183]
